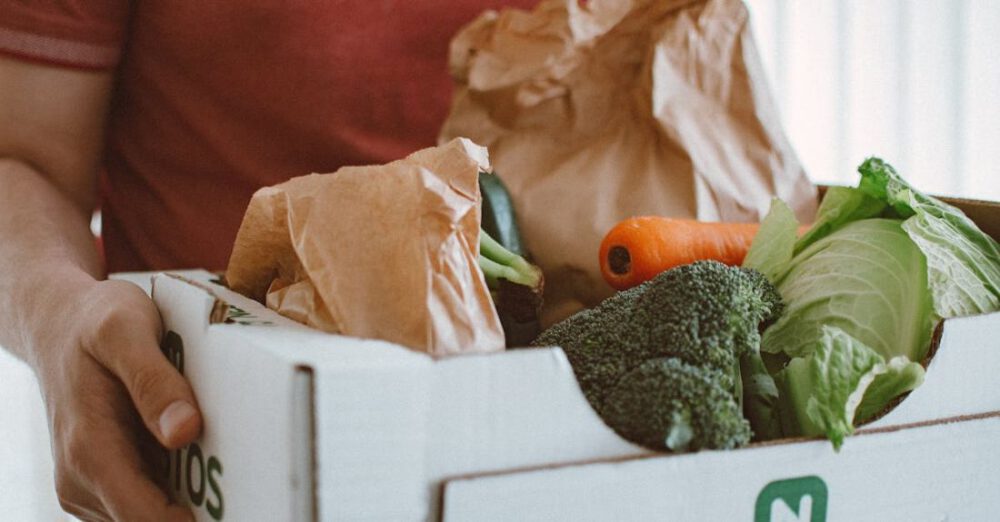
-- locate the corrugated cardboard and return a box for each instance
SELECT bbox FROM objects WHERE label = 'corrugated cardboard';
[134,197,1000,521]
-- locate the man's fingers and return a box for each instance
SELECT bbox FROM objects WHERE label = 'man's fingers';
[54,483,111,522]
[101,470,193,522]
[84,281,202,448]
[102,334,201,448]
[93,438,194,522]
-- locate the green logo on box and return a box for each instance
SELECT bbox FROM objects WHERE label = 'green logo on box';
[755,476,827,522]
[162,330,185,375]
[161,331,225,521]
[226,305,274,326]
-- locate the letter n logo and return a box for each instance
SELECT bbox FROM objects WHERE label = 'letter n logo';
[754,476,828,522]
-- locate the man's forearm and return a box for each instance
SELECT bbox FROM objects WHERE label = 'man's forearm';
[0,157,103,364]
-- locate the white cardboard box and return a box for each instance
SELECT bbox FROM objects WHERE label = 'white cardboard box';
[139,271,1000,522]
[144,271,644,522]
[133,198,1000,522]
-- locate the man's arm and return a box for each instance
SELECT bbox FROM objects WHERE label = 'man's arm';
[0,55,200,522]
[0,56,107,331]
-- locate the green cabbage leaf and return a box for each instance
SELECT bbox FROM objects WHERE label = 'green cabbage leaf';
[742,157,1000,448]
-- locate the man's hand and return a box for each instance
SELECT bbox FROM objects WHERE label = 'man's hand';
[31,279,201,522]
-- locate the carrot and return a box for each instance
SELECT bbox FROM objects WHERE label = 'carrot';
[599,217,808,291]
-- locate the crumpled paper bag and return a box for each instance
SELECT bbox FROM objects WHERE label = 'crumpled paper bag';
[225,138,505,357]
[440,0,817,322]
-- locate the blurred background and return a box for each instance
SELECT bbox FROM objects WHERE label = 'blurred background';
[2,1,998,519]
[747,0,999,200]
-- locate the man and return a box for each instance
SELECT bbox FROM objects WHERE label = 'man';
[0,2,534,520]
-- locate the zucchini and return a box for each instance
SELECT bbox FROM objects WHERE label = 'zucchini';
[479,171,526,257]
[478,170,541,346]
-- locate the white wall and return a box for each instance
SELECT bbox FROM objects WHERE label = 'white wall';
[747,0,1000,199]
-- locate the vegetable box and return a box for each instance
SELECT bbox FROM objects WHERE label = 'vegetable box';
[124,197,1000,522]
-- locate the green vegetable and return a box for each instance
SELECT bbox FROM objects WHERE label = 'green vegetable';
[741,197,799,282]
[478,229,544,326]
[743,157,1000,448]
[533,261,783,451]
[857,158,1000,317]
[479,230,541,289]
[479,170,543,346]
[479,170,527,256]
[764,218,934,362]
[793,186,888,255]
[603,358,750,451]
[773,326,923,450]
[740,345,783,441]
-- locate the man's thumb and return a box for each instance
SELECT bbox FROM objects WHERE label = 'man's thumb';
[88,328,201,447]
[154,396,201,448]
[112,352,203,448]
[83,281,203,448]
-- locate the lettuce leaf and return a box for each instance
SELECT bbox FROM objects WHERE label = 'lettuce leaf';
[741,200,795,440]
[762,218,934,362]
[739,347,782,441]
[794,186,887,253]
[858,158,1000,317]
[854,355,926,424]
[774,326,923,450]
[743,198,798,282]
[743,157,1000,448]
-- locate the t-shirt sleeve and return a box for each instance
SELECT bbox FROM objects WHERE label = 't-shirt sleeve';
[0,0,130,70]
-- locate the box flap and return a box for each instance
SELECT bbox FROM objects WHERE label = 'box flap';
[152,272,314,521]
[157,271,431,367]
[112,269,217,297]
[153,271,440,521]
[310,347,433,521]
[441,413,1000,521]
[422,347,649,515]
[427,347,646,477]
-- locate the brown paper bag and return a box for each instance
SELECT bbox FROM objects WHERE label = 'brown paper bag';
[440,0,817,322]
[225,138,505,357]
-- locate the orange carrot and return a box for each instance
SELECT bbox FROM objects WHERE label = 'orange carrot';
[599,217,807,291]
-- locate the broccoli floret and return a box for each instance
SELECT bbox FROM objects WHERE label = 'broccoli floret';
[629,261,782,370]
[602,358,751,451]
[534,284,645,407]
[533,260,782,451]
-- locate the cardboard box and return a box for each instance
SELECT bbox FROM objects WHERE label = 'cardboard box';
[131,196,1000,521]
[142,271,645,522]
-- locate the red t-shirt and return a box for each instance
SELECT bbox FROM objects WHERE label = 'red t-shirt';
[0,1,534,272]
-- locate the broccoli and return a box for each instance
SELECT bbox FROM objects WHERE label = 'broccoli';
[603,358,750,451]
[533,260,783,452]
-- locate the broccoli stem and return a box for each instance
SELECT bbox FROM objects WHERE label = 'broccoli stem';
[740,350,782,441]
